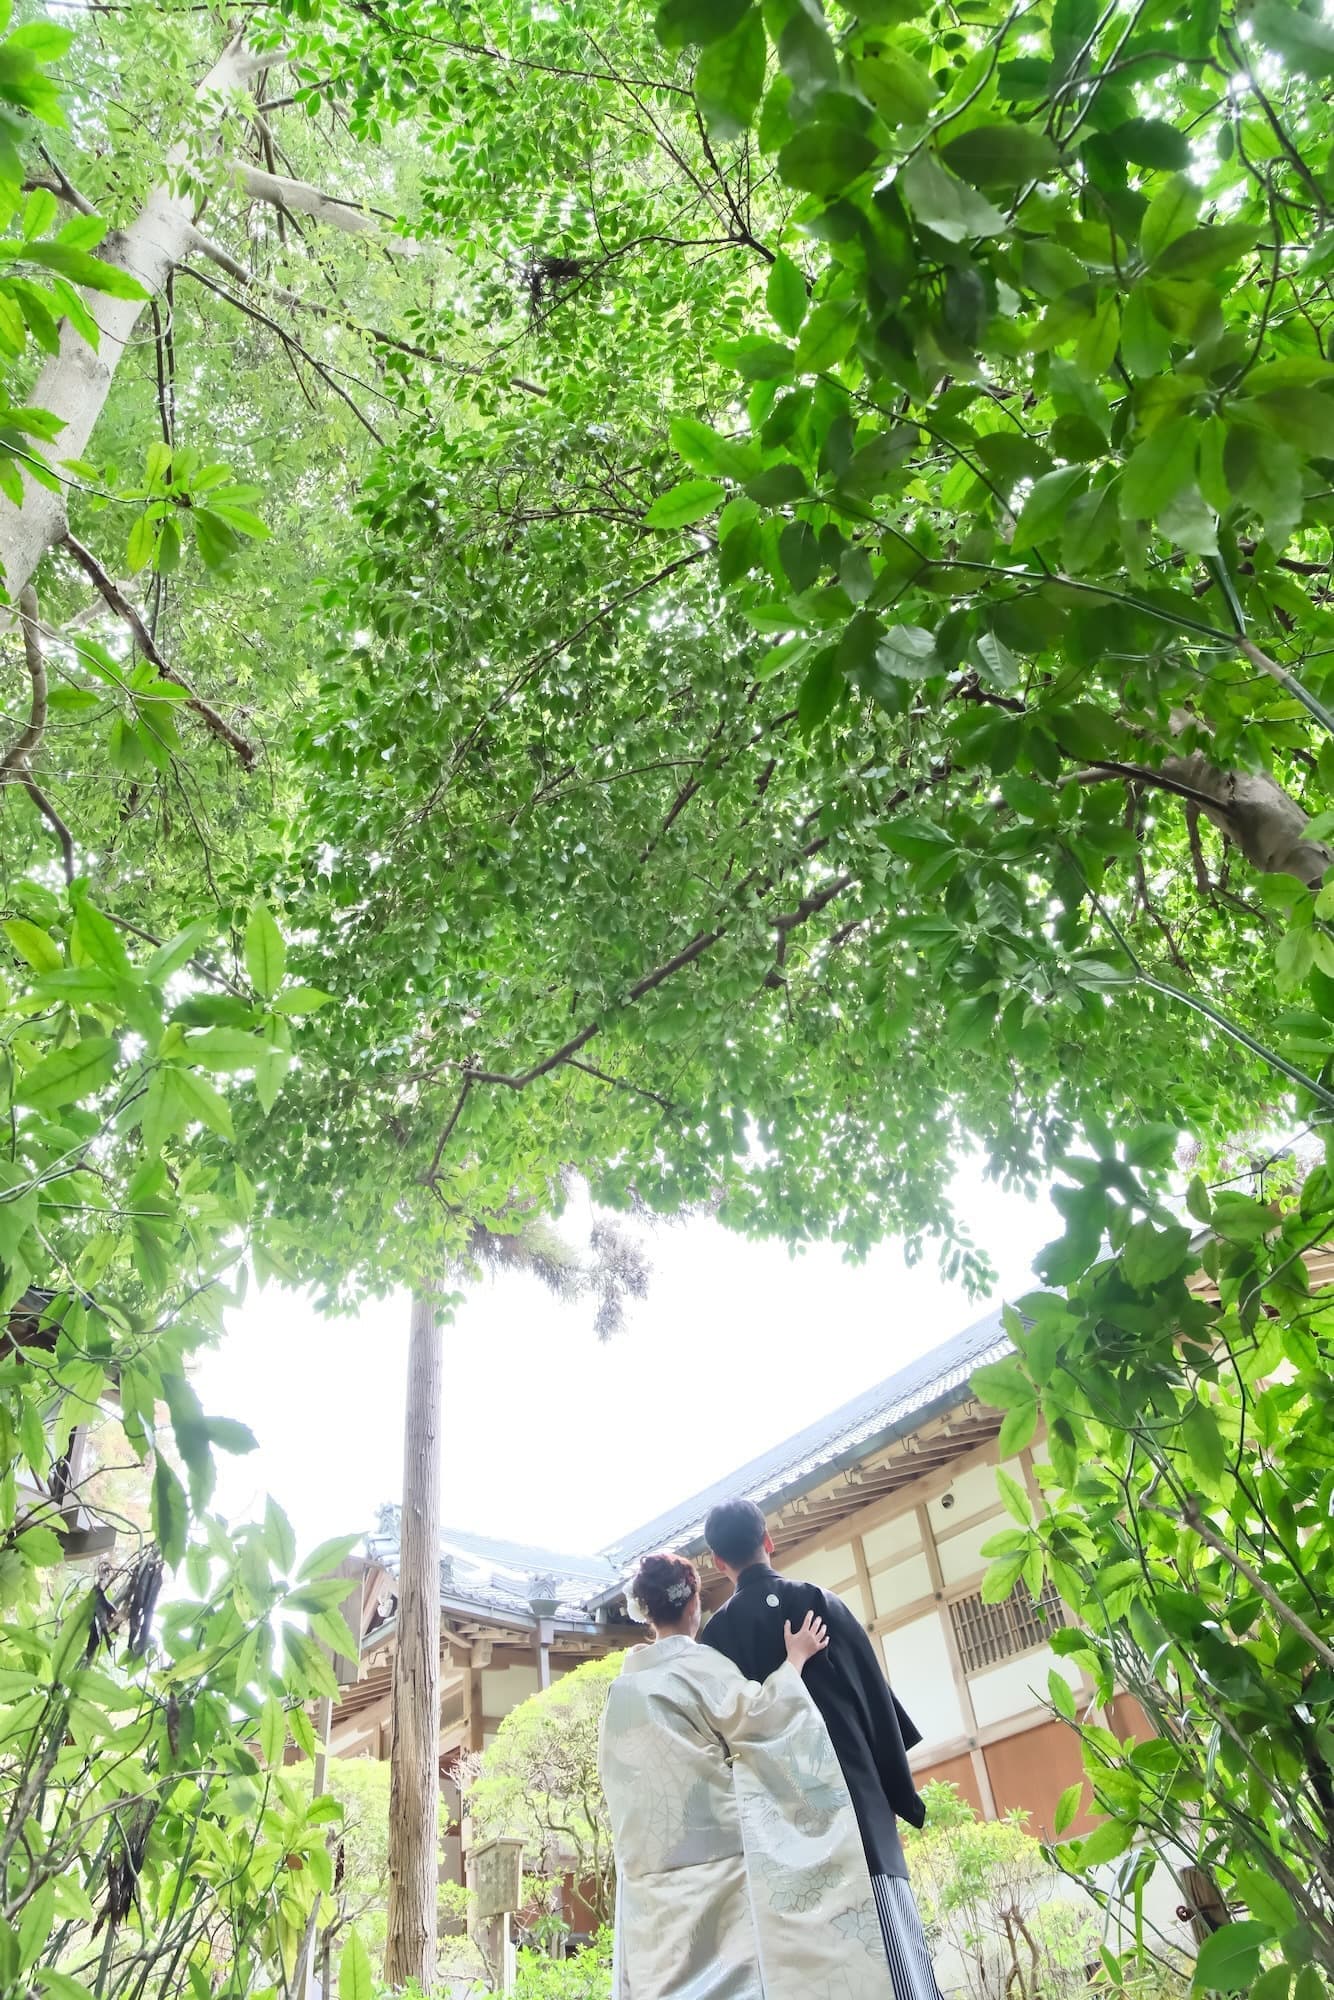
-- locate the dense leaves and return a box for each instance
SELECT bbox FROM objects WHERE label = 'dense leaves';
[981,1149,1334,1984]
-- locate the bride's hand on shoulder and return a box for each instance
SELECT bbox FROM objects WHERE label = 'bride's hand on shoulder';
[784,1612,829,1672]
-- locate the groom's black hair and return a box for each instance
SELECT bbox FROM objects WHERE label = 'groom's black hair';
[705,1498,768,1569]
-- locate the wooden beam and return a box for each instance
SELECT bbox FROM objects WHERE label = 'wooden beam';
[780,1431,1005,1572]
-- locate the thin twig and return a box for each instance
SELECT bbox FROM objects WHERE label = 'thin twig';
[61,532,257,768]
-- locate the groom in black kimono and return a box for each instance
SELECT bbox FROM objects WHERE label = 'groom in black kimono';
[701,1497,942,2000]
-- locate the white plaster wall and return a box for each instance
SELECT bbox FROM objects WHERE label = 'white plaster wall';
[927,1459,1002,1532]
[842,1580,871,1624]
[871,1551,932,1619]
[968,1646,1079,1728]
[881,1612,964,1747]
[793,1543,856,1591]
[936,1514,1001,1587]
[862,1511,921,1567]
[482,1663,541,1711]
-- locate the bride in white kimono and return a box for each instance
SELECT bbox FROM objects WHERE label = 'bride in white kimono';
[599,1550,892,2000]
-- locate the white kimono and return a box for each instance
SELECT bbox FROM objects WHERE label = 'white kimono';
[598,1635,891,2000]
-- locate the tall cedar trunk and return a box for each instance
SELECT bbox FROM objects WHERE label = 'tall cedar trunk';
[384,1290,442,1991]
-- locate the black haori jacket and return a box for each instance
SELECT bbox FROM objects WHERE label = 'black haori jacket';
[700,1563,927,1877]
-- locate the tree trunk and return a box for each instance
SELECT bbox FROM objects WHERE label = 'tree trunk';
[0,34,279,598]
[384,1289,442,1992]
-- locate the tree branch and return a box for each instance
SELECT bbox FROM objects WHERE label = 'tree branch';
[227,161,417,246]
[183,231,547,397]
[1,588,48,782]
[60,534,258,768]
[1,587,75,883]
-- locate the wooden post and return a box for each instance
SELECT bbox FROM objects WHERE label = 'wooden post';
[916,1501,998,1820]
[385,1291,443,1993]
[536,1618,553,1691]
[851,1533,877,1626]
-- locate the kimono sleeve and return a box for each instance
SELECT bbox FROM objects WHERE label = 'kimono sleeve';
[823,1591,926,1826]
[693,1655,816,1753]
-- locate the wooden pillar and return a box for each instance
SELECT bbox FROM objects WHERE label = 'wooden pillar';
[536,1618,553,1691]
[851,1534,876,1627]
[916,1501,997,1820]
[465,1662,485,1754]
[385,1291,443,1992]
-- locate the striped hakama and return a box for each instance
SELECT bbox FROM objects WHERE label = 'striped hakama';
[870,1874,945,2000]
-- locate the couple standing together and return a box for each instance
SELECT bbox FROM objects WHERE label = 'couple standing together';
[598,1498,944,2000]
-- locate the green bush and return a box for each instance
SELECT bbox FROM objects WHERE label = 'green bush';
[905,1785,1101,2000]
[511,1928,614,2000]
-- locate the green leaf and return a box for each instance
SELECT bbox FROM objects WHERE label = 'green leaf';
[780,520,821,592]
[175,1067,235,1141]
[178,1029,262,1075]
[265,1495,297,1574]
[798,648,840,732]
[1151,223,1255,280]
[151,1456,188,1569]
[271,985,333,1016]
[1121,417,1194,520]
[795,298,859,373]
[1078,1818,1133,1868]
[1191,1922,1269,1995]
[1012,466,1087,553]
[1231,1864,1295,1936]
[656,0,750,47]
[3,918,60,973]
[898,152,1005,241]
[778,121,879,198]
[259,1694,286,1768]
[996,1465,1033,1524]
[971,1358,1036,1409]
[126,511,155,575]
[244,902,286,1001]
[939,122,1059,188]
[1048,1667,1077,1721]
[645,479,725,528]
[72,897,131,978]
[1110,118,1190,169]
[1250,1,1334,75]
[767,252,808,338]
[339,1928,373,2000]
[695,9,766,139]
[997,1400,1039,1455]
[670,417,760,482]
[1053,1782,1084,1835]
[877,625,938,679]
[745,462,809,505]
[1181,1402,1227,1487]
[297,1533,363,1583]
[982,1554,1025,1604]
[15,1037,116,1113]
[1140,173,1201,261]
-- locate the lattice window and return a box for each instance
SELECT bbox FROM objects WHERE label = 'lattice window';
[949,1579,1067,1674]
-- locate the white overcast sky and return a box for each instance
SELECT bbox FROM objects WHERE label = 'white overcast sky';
[193,1162,1059,1565]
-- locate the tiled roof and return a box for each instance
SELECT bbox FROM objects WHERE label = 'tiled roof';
[600,1309,1011,1567]
[366,1515,622,1623]
[367,1311,1011,1625]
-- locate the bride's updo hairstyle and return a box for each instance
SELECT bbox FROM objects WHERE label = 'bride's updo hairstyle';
[631,1550,699,1627]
